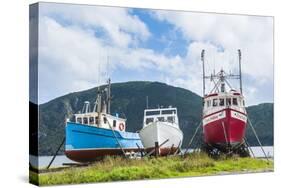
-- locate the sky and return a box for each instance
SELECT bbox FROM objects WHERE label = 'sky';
[35,2,274,106]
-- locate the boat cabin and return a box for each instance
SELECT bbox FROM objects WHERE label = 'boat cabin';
[67,79,127,132]
[203,90,246,116]
[143,107,179,128]
[73,112,126,132]
[69,100,126,132]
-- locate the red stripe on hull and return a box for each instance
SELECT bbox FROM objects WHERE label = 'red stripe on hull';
[203,109,247,145]
[65,148,140,163]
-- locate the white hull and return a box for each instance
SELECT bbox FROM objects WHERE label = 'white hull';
[139,122,183,155]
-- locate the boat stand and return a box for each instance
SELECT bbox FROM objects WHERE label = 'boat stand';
[144,139,169,157]
[183,121,202,156]
[46,137,65,169]
[247,118,269,162]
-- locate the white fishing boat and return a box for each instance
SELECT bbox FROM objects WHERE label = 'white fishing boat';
[139,106,183,156]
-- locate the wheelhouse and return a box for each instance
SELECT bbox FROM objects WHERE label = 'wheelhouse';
[203,90,247,116]
[73,112,127,132]
[143,107,179,127]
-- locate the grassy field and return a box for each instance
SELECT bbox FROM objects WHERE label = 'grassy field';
[30,153,273,186]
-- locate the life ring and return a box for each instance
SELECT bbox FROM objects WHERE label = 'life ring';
[119,123,125,131]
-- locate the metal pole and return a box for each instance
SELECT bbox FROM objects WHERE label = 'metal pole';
[167,144,174,156]
[238,49,243,94]
[155,142,159,157]
[173,140,182,156]
[244,137,255,158]
[201,50,206,96]
[105,117,127,158]
[247,118,269,161]
[136,143,144,157]
[184,121,202,155]
[107,78,111,114]
[221,122,228,146]
[46,137,65,169]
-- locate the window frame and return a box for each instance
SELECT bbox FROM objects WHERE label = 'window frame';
[145,117,154,125]
[226,98,231,106]
[232,98,238,106]
[213,98,218,107]
[219,98,225,106]
[113,120,117,128]
[83,117,88,124]
[77,117,82,124]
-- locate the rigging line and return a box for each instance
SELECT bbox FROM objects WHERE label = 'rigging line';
[210,79,220,93]
[224,79,233,90]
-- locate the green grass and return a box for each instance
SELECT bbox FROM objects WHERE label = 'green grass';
[30,153,273,186]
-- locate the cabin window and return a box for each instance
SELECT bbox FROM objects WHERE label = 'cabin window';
[146,111,160,116]
[243,100,245,106]
[95,117,99,125]
[213,99,218,107]
[146,118,154,124]
[219,98,225,106]
[77,117,82,124]
[207,100,211,107]
[157,117,165,122]
[89,117,94,124]
[233,98,238,106]
[103,117,107,124]
[167,116,175,123]
[162,110,177,114]
[113,120,116,128]
[226,98,231,106]
[83,117,88,124]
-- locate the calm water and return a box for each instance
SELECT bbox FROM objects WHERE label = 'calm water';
[30,146,273,169]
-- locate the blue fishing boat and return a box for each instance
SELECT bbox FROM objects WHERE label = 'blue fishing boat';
[65,79,143,162]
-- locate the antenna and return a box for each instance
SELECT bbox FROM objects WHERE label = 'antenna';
[106,55,109,80]
[238,49,243,94]
[201,49,206,96]
[146,96,149,109]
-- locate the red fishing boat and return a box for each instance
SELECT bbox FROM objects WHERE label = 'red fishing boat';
[201,50,249,156]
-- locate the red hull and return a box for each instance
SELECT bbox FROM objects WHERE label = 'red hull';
[203,108,247,146]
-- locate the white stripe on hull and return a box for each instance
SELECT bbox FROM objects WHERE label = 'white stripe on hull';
[139,122,183,149]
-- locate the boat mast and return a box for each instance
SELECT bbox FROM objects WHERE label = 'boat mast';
[238,49,243,94]
[106,78,111,114]
[201,49,206,96]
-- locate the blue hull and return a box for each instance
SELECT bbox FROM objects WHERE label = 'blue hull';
[65,122,143,162]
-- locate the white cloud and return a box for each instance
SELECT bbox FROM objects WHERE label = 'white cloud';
[37,3,273,106]
[38,6,186,103]
[151,10,273,105]
[39,3,150,48]
[152,10,273,79]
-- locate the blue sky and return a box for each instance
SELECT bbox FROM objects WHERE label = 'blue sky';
[35,2,274,106]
